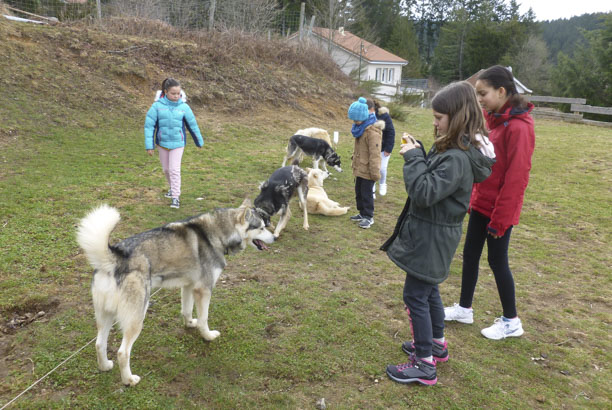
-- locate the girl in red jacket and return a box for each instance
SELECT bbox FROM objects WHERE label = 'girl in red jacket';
[444,65,535,340]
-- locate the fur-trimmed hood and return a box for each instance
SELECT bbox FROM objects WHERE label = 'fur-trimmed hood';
[373,119,385,131]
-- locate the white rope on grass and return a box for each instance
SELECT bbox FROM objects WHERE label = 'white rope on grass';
[1,288,163,409]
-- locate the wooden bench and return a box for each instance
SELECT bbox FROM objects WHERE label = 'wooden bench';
[529,96,586,104]
[529,96,612,127]
[570,104,612,116]
[570,104,612,128]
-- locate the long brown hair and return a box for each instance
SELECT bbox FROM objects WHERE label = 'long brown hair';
[431,81,488,152]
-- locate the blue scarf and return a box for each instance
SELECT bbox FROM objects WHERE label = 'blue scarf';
[351,113,377,138]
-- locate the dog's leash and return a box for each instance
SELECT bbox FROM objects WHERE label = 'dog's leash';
[1,288,164,409]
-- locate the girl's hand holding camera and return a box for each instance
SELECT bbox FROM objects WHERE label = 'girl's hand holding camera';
[399,133,420,154]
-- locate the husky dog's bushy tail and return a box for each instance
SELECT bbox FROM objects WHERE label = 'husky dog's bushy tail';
[77,204,120,273]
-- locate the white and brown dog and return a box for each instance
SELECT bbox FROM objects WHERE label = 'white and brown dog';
[299,168,349,216]
[295,127,331,145]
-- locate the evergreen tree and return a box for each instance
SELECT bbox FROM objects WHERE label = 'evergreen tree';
[429,0,534,83]
[552,16,612,108]
[509,34,552,94]
[538,13,608,63]
[386,16,422,77]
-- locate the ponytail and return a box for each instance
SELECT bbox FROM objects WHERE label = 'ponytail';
[478,65,527,109]
[160,77,180,99]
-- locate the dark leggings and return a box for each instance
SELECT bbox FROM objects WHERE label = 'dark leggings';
[459,210,517,318]
[354,177,375,218]
[403,274,445,359]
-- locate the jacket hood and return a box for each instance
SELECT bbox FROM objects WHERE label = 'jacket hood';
[486,102,534,129]
[463,143,495,183]
[371,119,385,131]
[377,107,389,115]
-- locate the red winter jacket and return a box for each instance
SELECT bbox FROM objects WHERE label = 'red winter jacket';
[469,102,535,236]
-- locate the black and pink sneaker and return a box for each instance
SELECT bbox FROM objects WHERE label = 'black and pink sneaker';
[401,339,449,363]
[386,358,437,386]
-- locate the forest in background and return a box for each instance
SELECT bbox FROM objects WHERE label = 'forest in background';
[281,0,612,107]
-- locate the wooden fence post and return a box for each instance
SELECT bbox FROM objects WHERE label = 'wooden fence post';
[298,2,305,41]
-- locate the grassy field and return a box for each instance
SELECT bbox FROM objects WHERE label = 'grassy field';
[1,16,611,410]
[1,101,611,408]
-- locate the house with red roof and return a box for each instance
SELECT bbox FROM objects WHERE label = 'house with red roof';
[292,27,408,101]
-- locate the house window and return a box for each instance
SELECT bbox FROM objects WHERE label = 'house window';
[376,68,381,81]
[389,68,394,83]
[382,68,387,82]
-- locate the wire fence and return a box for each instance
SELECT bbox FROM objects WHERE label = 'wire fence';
[1,0,308,36]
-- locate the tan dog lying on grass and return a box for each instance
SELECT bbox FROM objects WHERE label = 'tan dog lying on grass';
[295,127,331,145]
[299,168,350,216]
[284,128,334,169]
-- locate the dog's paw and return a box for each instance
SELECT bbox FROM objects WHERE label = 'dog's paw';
[123,374,141,386]
[273,233,280,239]
[303,224,309,230]
[201,330,220,341]
[185,318,198,328]
[98,359,114,372]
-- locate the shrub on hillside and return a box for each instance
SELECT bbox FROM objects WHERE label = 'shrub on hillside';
[386,102,408,122]
[78,18,350,84]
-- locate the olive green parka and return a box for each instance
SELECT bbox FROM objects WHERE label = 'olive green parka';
[381,141,494,285]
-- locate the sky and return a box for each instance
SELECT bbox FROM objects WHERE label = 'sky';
[518,0,612,21]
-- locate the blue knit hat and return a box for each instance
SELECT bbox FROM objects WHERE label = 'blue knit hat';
[348,97,369,121]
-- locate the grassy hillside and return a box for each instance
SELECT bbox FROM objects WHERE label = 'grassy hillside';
[1,15,611,409]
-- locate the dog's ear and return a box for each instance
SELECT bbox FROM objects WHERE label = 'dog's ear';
[305,167,312,173]
[238,205,251,224]
[240,197,252,208]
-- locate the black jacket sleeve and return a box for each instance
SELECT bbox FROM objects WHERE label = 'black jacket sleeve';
[381,113,395,153]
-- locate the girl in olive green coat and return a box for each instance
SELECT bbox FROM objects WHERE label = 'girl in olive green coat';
[382,82,495,386]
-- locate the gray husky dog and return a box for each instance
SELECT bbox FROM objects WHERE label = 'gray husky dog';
[77,199,274,386]
[254,165,309,238]
[281,134,342,173]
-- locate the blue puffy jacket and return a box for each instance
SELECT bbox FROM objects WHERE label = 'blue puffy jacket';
[144,96,204,150]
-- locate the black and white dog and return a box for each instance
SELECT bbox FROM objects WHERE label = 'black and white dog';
[254,165,309,238]
[281,134,342,173]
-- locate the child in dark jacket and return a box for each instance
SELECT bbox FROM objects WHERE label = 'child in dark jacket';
[381,81,495,386]
[444,65,536,340]
[373,100,395,196]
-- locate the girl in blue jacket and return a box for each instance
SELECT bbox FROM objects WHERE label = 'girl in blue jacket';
[145,78,204,209]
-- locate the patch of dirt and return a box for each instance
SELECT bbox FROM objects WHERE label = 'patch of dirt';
[0,128,19,149]
[0,299,60,335]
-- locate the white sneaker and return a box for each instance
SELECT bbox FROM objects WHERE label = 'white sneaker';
[379,183,387,196]
[444,303,474,324]
[481,317,524,340]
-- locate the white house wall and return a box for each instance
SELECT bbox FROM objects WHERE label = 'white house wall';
[304,34,404,100]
